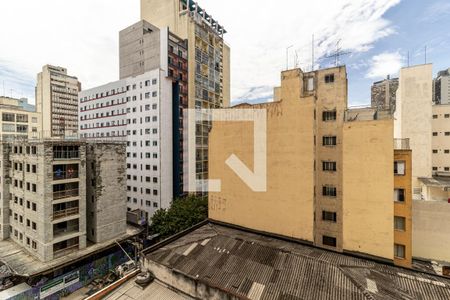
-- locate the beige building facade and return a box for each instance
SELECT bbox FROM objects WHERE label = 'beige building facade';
[36,65,81,138]
[432,103,450,176]
[141,0,230,190]
[0,97,40,141]
[394,64,433,199]
[209,66,411,266]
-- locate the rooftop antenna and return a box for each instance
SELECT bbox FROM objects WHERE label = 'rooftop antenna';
[425,45,427,64]
[294,50,299,68]
[324,39,351,67]
[286,45,294,70]
[311,34,315,71]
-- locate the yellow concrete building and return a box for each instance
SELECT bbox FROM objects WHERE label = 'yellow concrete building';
[209,66,412,267]
[0,97,41,141]
[141,0,230,187]
[393,147,413,267]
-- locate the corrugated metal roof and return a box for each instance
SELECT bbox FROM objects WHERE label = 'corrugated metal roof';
[145,223,450,300]
[104,279,191,300]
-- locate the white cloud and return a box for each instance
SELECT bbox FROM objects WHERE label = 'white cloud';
[365,51,403,79]
[0,0,400,103]
[0,0,139,103]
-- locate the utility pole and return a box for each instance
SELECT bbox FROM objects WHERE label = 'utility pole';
[311,34,315,71]
[407,51,410,67]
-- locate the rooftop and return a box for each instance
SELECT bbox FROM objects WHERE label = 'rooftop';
[103,279,192,300]
[0,226,141,277]
[144,222,450,300]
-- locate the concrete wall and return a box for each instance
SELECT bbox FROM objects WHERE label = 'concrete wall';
[413,200,450,263]
[394,64,432,195]
[209,69,315,242]
[342,119,394,261]
[86,143,127,243]
[119,20,162,80]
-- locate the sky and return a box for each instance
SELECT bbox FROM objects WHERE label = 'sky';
[0,0,450,106]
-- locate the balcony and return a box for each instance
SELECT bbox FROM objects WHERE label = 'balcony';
[53,145,80,160]
[394,138,410,150]
[53,164,79,181]
[53,220,79,238]
[53,237,79,258]
[53,207,79,220]
[53,182,79,200]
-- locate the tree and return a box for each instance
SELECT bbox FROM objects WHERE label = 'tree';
[150,195,208,239]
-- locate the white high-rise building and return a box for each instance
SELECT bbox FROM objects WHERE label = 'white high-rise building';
[78,69,173,221]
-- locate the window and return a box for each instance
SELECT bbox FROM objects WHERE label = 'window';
[433,167,438,171]
[445,150,450,154]
[32,222,37,230]
[433,132,438,136]
[322,161,336,172]
[2,113,15,122]
[394,161,405,175]
[324,74,335,83]
[446,132,450,136]
[32,203,36,211]
[323,136,337,146]
[153,202,158,208]
[322,110,337,121]
[322,186,337,197]
[445,167,450,172]
[394,244,405,259]
[32,241,37,250]
[322,235,336,247]
[394,216,406,231]
[433,114,438,119]
[394,189,405,202]
[322,211,337,222]
[446,114,450,118]
[433,149,438,154]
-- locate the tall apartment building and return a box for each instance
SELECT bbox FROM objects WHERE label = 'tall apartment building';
[119,20,188,198]
[394,64,433,199]
[0,140,126,262]
[141,0,230,190]
[0,97,40,141]
[36,65,81,138]
[79,70,173,222]
[370,76,399,110]
[434,68,450,104]
[209,66,412,267]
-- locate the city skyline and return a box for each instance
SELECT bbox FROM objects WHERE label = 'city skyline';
[1,0,450,106]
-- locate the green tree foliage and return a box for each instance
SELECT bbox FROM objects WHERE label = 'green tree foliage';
[150,195,208,239]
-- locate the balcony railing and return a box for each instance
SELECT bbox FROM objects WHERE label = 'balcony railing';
[53,188,79,200]
[53,150,80,160]
[52,207,79,220]
[394,138,410,150]
[53,244,79,258]
[53,171,79,181]
[53,225,79,237]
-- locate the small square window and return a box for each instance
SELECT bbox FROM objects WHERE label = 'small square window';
[394,244,405,259]
[394,161,405,175]
[394,216,406,231]
[322,235,336,247]
[324,74,335,83]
